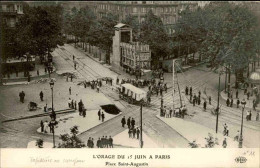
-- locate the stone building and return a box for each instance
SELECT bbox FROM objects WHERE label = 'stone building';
[87,1,198,36]
[112,23,151,74]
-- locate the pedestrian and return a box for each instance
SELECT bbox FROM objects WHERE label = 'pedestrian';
[185,86,189,95]
[249,110,252,121]
[230,98,233,107]
[97,138,101,148]
[73,55,75,60]
[78,100,83,115]
[39,91,44,101]
[253,99,256,111]
[198,90,201,97]
[133,127,136,138]
[234,131,240,141]
[223,123,227,136]
[164,83,167,93]
[37,69,39,76]
[71,99,74,109]
[237,98,240,108]
[98,109,101,120]
[222,138,227,148]
[193,97,196,106]
[190,86,192,96]
[127,117,131,129]
[131,118,135,129]
[44,104,48,112]
[40,120,44,133]
[246,110,250,121]
[101,112,105,122]
[74,63,77,70]
[226,98,230,107]
[20,91,25,103]
[44,67,47,74]
[91,138,94,148]
[101,136,105,148]
[74,100,77,110]
[121,116,126,127]
[68,98,71,108]
[236,89,239,99]
[256,112,259,121]
[105,136,108,148]
[70,75,73,82]
[97,84,100,93]
[128,128,133,138]
[43,120,48,133]
[66,75,68,82]
[87,137,91,148]
[198,97,201,105]
[136,127,140,139]
[203,101,207,111]
[247,91,250,100]
[69,87,71,95]
[109,136,113,148]
[209,96,211,105]
[226,126,229,136]
[82,107,86,118]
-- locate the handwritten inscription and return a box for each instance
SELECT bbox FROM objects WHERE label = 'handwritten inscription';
[30,156,85,166]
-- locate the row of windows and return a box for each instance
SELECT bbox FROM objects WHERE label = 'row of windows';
[1,4,23,13]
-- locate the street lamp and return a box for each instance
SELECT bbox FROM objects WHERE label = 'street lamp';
[160,96,164,117]
[216,67,224,133]
[49,79,56,148]
[239,99,246,148]
[140,99,144,148]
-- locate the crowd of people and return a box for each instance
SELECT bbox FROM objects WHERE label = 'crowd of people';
[121,116,140,140]
[95,136,113,148]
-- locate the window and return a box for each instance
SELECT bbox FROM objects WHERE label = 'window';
[133,7,137,13]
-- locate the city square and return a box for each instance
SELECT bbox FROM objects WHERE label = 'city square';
[0,1,259,149]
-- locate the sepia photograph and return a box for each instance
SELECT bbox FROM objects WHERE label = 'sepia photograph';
[0,1,259,167]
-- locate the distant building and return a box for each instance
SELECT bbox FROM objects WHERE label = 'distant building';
[86,1,198,36]
[112,23,151,74]
[0,1,24,28]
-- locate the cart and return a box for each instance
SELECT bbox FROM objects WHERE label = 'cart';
[28,102,38,111]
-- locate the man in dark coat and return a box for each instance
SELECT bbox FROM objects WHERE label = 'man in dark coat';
[136,127,140,139]
[87,137,92,148]
[78,100,83,115]
[82,108,86,118]
[198,97,201,105]
[131,118,135,129]
[39,91,44,101]
[127,117,131,129]
[97,138,101,148]
[98,109,101,120]
[101,136,105,148]
[109,136,113,148]
[101,112,105,122]
[105,136,108,148]
[230,98,233,107]
[40,120,44,132]
[203,101,207,111]
[190,87,192,96]
[236,89,239,99]
[128,129,132,138]
[185,86,189,95]
[209,96,211,105]
[91,138,94,148]
[69,87,71,95]
[237,98,240,108]
[133,127,137,138]
[121,116,126,127]
[226,98,230,107]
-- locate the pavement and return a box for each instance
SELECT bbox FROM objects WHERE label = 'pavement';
[113,129,159,148]
[157,115,241,148]
[36,110,121,136]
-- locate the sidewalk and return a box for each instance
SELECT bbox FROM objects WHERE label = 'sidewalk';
[156,115,243,148]
[37,110,122,136]
[220,89,260,111]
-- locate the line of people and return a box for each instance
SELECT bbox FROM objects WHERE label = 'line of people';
[96,136,113,148]
[121,116,141,140]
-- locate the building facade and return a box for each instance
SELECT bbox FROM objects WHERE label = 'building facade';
[112,23,151,74]
[0,2,24,28]
[87,1,198,35]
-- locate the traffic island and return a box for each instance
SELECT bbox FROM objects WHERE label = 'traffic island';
[156,115,243,148]
[113,129,159,148]
[37,109,122,136]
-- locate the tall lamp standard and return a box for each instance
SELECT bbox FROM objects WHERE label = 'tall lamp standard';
[49,79,57,148]
[140,99,144,148]
[216,67,224,133]
[239,99,246,148]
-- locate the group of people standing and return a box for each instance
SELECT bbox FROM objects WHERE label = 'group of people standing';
[98,109,105,122]
[121,116,141,140]
[96,136,113,148]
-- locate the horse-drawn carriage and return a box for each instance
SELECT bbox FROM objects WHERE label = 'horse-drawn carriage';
[119,83,149,106]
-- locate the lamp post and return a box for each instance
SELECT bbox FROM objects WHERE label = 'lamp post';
[160,95,164,117]
[239,99,246,148]
[49,79,56,148]
[216,67,224,133]
[140,100,143,148]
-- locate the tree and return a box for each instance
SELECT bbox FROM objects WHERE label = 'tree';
[35,139,44,148]
[93,13,118,64]
[58,126,86,148]
[122,14,139,41]
[139,10,169,68]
